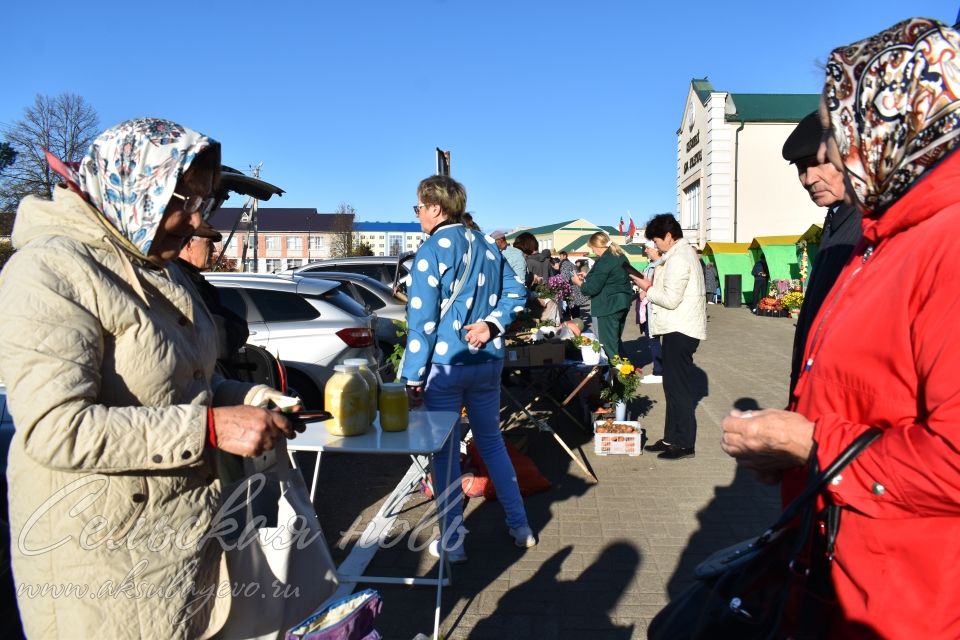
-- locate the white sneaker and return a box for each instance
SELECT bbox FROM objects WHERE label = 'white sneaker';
[509,526,537,548]
[428,539,467,564]
[640,374,663,384]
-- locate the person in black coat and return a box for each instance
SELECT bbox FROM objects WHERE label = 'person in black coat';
[750,258,769,313]
[781,111,862,397]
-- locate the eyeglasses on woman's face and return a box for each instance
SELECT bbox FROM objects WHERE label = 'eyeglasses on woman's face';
[170,192,218,220]
[412,203,428,216]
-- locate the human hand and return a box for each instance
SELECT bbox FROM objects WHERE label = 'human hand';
[532,274,543,285]
[629,275,652,291]
[720,408,814,472]
[212,405,300,457]
[463,321,491,348]
[406,385,424,408]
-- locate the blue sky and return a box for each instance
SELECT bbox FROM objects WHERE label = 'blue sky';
[3,1,958,232]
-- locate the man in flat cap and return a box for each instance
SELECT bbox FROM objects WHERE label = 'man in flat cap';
[490,229,527,282]
[177,222,249,360]
[782,111,861,398]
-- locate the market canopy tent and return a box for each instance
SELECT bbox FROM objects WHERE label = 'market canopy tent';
[749,235,803,281]
[703,242,752,304]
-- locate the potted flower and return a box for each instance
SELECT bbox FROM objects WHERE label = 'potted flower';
[535,274,572,302]
[601,356,643,420]
[781,290,804,318]
[575,334,604,365]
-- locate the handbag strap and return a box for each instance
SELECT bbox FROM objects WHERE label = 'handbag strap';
[762,426,882,540]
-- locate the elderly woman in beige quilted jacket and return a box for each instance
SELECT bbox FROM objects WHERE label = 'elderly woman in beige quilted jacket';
[0,119,301,639]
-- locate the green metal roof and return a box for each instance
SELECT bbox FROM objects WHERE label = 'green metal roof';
[506,219,578,238]
[726,94,819,122]
[692,78,714,104]
[560,234,593,252]
[599,225,621,235]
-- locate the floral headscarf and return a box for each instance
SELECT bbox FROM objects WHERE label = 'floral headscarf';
[824,18,960,217]
[74,118,217,255]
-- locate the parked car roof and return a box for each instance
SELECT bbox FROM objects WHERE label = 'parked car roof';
[204,272,340,296]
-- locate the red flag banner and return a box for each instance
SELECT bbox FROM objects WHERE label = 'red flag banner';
[618,217,624,235]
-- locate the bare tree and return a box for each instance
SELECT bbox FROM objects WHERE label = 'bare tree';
[330,202,356,258]
[0,93,99,211]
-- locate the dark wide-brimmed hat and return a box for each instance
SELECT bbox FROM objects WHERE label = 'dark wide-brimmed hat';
[782,111,823,163]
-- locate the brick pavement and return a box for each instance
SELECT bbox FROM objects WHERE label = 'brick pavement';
[312,304,800,639]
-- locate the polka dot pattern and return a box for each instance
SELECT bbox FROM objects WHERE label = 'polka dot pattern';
[493,337,502,349]
[478,273,486,286]
[438,238,452,249]
[408,339,421,353]
[417,259,429,272]
[465,230,474,242]
[452,319,462,330]
[489,294,498,306]
[491,310,502,317]
[466,296,473,309]
[439,262,448,275]
[424,321,436,334]
[435,341,449,356]
[418,367,425,377]
[486,250,495,261]
[411,296,422,309]
[427,275,439,287]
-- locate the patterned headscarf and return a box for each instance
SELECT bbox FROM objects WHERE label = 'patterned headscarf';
[74,118,217,255]
[824,18,960,217]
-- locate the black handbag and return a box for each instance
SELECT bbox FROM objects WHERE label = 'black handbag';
[648,427,882,640]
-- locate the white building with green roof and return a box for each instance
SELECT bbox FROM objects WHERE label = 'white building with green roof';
[678,78,826,245]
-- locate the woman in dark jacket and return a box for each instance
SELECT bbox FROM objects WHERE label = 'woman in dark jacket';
[571,231,634,359]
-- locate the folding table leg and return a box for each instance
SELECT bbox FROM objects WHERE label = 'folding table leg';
[500,383,597,482]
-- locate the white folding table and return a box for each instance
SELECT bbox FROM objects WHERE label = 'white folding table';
[288,410,460,640]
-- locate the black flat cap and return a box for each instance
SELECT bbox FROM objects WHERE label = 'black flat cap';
[782,111,823,163]
[192,222,223,242]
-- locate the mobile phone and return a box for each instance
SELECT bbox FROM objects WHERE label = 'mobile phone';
[621,262,644,278]
[288,410,333,422]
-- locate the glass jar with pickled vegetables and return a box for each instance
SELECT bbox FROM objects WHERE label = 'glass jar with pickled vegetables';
[323,364,370,436]
[378,382,409,432]
[344,357,378,426]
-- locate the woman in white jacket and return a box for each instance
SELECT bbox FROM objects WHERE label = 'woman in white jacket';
[630,214,706,460]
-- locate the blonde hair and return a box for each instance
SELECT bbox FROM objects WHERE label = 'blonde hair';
[587,231,624,256]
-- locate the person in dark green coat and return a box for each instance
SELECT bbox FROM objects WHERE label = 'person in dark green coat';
[571,231,635,359]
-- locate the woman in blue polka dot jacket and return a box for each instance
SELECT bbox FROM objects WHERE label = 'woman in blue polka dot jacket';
[402,175,536,562]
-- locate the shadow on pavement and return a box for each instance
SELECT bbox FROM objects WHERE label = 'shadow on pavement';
[664,395,780,598]
[469,543,639,639]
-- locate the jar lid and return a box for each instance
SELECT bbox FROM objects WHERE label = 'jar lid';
[381,382,406,390]
[335,364,359,373]
[343,358,371,367]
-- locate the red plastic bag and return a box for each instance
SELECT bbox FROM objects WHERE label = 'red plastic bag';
[423,439,550,500]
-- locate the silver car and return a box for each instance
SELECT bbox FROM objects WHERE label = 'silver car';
[204,272,378,408]
[293,271,406,351]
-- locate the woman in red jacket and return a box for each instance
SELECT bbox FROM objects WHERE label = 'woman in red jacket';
[720,17,960,638]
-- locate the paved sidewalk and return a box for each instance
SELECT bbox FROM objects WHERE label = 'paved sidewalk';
[312,304,799,639]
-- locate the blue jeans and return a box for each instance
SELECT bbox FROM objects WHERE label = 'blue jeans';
[425,360,529,539]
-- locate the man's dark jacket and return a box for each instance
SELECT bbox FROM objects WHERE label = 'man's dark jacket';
[790,203,862,396]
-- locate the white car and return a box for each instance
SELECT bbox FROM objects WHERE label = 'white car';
[204,272,378,409]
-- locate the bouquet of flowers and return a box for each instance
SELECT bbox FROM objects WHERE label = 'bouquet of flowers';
[601,355,643,403]
[535,274,573,302]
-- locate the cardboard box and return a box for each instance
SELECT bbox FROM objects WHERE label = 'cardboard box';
[503,341,565,368]
[526,341,565,366]
[504,345,530,367]
[593,420,643,456]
